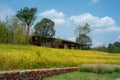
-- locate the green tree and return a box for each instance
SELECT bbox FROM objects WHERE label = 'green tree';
[5,16,18,43]
[5,16,26,44]
[108,42,120,53]
[0,21,8,43]
[75,23,92,49]
[16,7,37,44]
[113,42,120,48]
[34,18,55,46]
[14,23,26,44]
[92,45,108,52]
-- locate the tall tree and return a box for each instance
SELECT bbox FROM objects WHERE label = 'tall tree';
[75,23,92,49]
[16,7,37,44]
[34,18,55,46]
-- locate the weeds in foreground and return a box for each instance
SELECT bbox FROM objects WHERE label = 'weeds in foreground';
[79,64,120,74]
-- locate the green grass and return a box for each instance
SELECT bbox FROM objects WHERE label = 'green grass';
[1,44,120,71]
[43,64,120,80]
[43,72,120,80]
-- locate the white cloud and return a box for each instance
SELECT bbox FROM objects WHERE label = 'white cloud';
[105,26,120,32]
[92,28,104,33]
[92,40,105,47]
[70,13,115,27]
[0,3,15,21]
[118,35,120,39]
[52,18,66,26]
[93,26,120,33]
[39,9,66,26]
[94,42,103,47]
[67,37,76,42]
[118,35,120,40]
[116,35,120,41]
[39,9,120,34]
[91,0,99,3]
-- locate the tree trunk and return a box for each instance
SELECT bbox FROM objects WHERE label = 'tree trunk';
[26,24,30,45]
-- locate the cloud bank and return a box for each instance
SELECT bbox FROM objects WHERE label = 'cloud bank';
[70,13,115,27]
[69,13,120,33]
[39,9,66,26]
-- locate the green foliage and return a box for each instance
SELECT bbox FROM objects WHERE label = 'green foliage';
[45,64,119,80]
[92,46,108,53]
[0,17,26,44]
[34,18,55,38]
[36,50,41,57]
[93,42,120,53]
[34,18,55,46]
[16,7,37,44]
[0,21,8,43]
[75,23,92,49]
[108,42,120,53]
[16,7,37,26]
[44,72,120,80]
[76,34,92,49]
[5,16,26,44]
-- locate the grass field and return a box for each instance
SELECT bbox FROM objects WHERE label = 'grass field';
[44,72,120,80]
[0,44,120,71]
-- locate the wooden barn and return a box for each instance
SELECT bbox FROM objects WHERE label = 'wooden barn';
[29,36,84,49]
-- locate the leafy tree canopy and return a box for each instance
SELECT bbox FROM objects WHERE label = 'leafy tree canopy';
[16,7,37,26]
[16,7,37,44]
[34,18,55,38]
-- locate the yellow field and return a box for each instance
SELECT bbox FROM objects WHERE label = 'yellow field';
[0,44,120,71]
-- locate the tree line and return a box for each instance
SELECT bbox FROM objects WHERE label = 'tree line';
[0,7,92,49]
[0,16,26,44]
[92,42,120,53]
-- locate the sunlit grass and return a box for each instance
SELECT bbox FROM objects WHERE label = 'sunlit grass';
[44,72,120,80]
[0,44,120,71]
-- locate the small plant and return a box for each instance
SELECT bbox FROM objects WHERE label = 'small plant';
[36,50,41,57]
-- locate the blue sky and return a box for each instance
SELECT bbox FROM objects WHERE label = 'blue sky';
[0,0,120,47]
